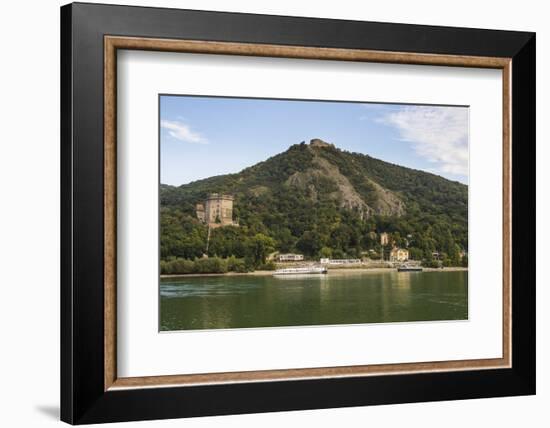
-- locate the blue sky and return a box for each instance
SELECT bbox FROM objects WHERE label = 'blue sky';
[160,95,469,186]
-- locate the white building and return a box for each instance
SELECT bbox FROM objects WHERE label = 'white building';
[320,258,361,265]
[278,253,304,262]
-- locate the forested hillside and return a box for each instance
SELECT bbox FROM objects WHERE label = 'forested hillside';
[160,139,468,271]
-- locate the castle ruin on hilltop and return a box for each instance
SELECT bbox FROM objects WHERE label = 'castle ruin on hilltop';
[196,193,238,228]
[309,138,334,148]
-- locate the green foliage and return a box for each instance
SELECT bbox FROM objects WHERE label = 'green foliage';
[408,247,423,261]
[296,230,324,256]
[226,255,249,273]
[160,208,207,260]
[368,251,382,260]
[246,233,276,266]
[161,142,469,268]
[319,246,333,258]
[167,258,195,274]
[194,257,228,274]
[161,256,250,275]
[257,261,277,271]
[423,259,442,268]
[208,226,247,258]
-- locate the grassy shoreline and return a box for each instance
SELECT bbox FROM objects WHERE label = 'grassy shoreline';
[160,266,468,279]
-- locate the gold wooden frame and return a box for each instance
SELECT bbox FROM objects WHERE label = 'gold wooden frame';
[104,36,512,391]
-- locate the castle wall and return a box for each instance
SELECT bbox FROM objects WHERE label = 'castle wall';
[197,194,236,226]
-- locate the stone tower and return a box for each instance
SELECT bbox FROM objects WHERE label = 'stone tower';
[196,193,237,227]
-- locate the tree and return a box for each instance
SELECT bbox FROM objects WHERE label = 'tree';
[296,230,323,256]
[330,224,353,253]
[160,209,207,261]
[319,246,333,258]
[408,247,423,261]
[208,226,246,258]
[246,233,276,266]
[273,227,296,253]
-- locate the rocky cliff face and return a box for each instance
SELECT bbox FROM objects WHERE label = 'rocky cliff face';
[284,140,405,219]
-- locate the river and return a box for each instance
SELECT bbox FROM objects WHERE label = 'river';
[160,270,468,331]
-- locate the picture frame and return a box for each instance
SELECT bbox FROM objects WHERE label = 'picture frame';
[61,2,535,424]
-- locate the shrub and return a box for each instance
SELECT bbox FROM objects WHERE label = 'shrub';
[161,256,254,274]
[257,261,276,271]
[160,260,172,275]
[170,258,196,274]
[423,259,442,268]
[194,257,228,274]
[226,256,248,273]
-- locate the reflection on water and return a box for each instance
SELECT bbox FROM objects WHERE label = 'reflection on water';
[160,271,468,331]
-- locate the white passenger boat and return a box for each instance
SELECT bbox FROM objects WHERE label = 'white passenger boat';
[273,266,328,276]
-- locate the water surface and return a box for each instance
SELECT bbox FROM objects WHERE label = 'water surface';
[160,270,468,331]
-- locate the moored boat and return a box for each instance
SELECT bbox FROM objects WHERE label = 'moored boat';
[273,266,327,275]
[397,264,423,272]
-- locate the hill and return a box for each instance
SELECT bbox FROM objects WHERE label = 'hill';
[160,139,468,268]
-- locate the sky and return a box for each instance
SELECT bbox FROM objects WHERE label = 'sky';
[160,95,469,186]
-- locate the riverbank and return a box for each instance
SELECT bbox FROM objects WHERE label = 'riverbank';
[161,266,468,279]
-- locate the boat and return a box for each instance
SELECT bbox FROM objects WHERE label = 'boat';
[397,264,423,272]
[273,266,328,276]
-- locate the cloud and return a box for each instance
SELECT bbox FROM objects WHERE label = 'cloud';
[161,120,208,144]
[380,106,469,177]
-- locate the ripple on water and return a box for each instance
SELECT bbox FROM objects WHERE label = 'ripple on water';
[160,281,262,298]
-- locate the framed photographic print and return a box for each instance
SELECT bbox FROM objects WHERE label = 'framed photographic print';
[60,2,535,424]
